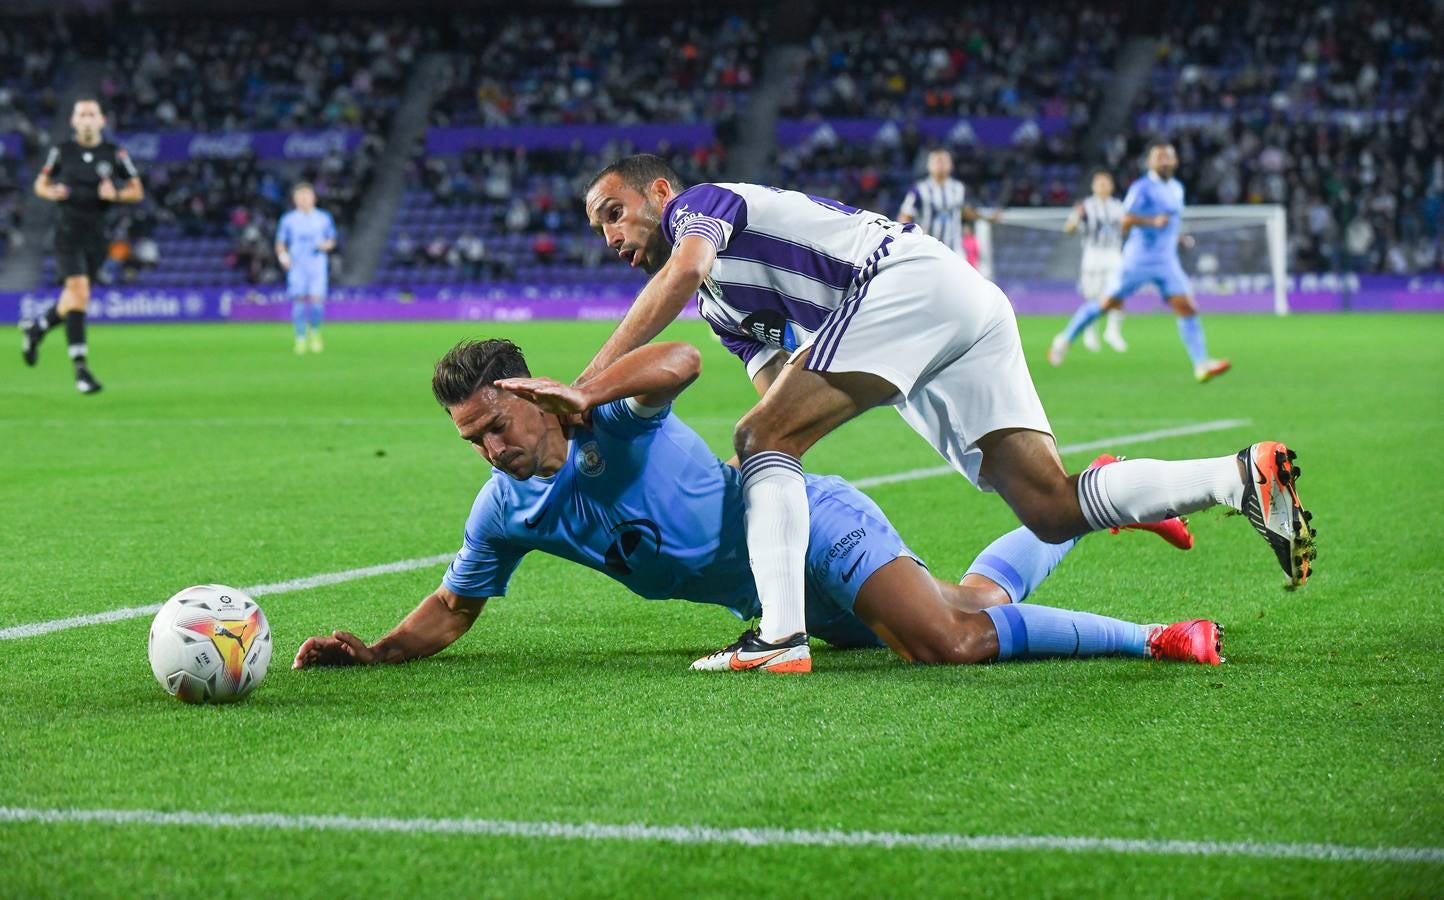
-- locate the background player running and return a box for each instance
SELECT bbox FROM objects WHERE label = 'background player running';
[576,154,1313,673]
[1049,143,1231,382]
[1062,170,1127,353]
[896,148,999,255]
[21,98,143,394]
[293,338,1222,672]
[275,182,337,355]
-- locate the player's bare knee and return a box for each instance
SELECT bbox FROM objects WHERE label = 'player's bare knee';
[1015,505,1082,544]
[733,411,801,460]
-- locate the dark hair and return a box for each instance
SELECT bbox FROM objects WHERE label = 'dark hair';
[1091,168,1114,180]
[431,339,530,408]
[586,153,684,197]
[292,181,315,194]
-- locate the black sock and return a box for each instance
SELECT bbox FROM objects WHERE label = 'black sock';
[37,305,63,333]
[65,311,88,367]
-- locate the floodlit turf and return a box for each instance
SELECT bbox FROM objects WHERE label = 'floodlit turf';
[2,314,1442,898]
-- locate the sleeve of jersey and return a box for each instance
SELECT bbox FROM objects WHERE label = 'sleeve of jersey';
[324,214,337,241]
[898,188,919,218]
[441,486,526,598]
[277,217,291,247]
[589,398,673,438]
[1122,182,1147,214]
[667,184,748,252]
[117,148,140,180]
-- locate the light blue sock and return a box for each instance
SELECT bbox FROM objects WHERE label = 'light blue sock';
[308,300,325,331]
[1176,314,1209,367]
[963,527,1080,603]
[292,301,307,338]
[983,603,1148,660]
[1061,300,1103,342]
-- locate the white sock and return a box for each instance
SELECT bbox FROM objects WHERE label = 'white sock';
[740,452,809,643]
[1077,456,1244,531]
[1105,309,1125,335]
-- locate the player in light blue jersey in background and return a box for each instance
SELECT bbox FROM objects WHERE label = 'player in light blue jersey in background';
[275,182,336,354]
[292,337,1226,673]
[1049,143,1231,383]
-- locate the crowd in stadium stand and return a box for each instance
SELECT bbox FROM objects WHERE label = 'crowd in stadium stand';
[375,141,724,286]
[1140,1,1444,273]
[431,9,761,126]
[99,16,428,133]
[2,2,1442,285]
[784,4,1120,121]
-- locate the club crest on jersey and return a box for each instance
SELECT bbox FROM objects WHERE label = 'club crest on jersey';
[577,441,606,477]
[741,310,798,351]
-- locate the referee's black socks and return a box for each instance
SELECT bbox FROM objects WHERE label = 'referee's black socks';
[34,304,63,333]
[65,311,88,367]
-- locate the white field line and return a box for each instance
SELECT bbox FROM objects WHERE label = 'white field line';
[0,554,454,641]
[0,806,1438,865]
[851,418,1251,488]
[0,418,1249,642]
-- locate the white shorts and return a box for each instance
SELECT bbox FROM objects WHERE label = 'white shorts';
[800,233,1053,491]
[1078,251,1122,301]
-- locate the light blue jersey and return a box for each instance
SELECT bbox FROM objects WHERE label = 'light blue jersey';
[277,209,336,298]
[442,400,914,648]
[1109,172,1191,300]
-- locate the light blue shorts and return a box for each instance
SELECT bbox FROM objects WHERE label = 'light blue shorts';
[735,475,918,650]
[1106,258,1191,301]
[287,265,328,299]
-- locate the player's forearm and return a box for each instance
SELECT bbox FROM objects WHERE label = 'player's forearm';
[33,176,58,201]
[1122,213,1163,228]
[578,265,703,384]
[115,179,144,203]
[368,590,484,664]
[579,342,702,409]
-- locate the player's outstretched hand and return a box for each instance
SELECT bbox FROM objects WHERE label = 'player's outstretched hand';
[292,631,377,669]
[494,376,591,416]
[97,179,117,202]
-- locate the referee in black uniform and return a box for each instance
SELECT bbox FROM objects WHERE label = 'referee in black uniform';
[22,98,143,394]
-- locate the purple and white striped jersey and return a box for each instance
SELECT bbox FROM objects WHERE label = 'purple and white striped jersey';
[661,182,908,379]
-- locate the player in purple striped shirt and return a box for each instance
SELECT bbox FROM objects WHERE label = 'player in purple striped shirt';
[576,154,1316,674]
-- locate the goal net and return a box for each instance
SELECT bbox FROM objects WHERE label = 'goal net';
[974,204,1289,315]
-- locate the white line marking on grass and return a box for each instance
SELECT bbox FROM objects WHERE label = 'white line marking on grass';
[0,806,1438,865]
[0,554,454,641]
[851,418,1251,489]
[0,418,1249,642]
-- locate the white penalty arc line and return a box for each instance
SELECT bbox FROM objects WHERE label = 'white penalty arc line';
[0,806,1438,865]
[0,418,1249,643]
[0,554,454,641]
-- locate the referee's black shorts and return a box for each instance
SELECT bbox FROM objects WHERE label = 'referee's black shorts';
[55,226,108,282]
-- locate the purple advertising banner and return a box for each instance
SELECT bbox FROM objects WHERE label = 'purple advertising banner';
[426,124,718,156]
[3,276,1442,325]
[775,116,1072,150]
[112,128,363,164]
[1137,108,1411,132]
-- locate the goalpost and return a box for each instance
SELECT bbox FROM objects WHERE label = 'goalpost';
[974,204,1289,315]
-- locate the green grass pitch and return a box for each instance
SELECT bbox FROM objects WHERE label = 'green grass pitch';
[2,314,1442,897]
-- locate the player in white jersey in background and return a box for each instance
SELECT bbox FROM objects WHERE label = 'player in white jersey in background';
[578,154,1315,674]
[1064,170,1128,353]
[896,148,999,254]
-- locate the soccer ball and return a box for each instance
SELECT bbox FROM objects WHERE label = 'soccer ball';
[148,585,272,703]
